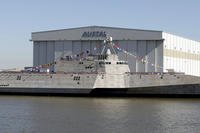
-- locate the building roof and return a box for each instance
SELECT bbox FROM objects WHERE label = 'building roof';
[32,26,162,34]
[32,26,163,41]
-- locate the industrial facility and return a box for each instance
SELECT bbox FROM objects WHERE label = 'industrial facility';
[31,26,200,77]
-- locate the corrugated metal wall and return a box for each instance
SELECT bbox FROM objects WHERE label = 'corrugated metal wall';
[64,41,72,57]
[137,41,146,72]
[155,40,163,72]
[39,42,47,66]
[146,41,156,72]
[127,41,137,72]
[55,41,64,61]
[33,42,39,67]
[81,41,90,54]
[33,40,163,72]
[114,40,162,72]
[46,41,55,71]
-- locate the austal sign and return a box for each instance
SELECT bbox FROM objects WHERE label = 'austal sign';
[81,31,107,38]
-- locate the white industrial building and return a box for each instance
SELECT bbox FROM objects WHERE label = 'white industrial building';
[31,26,200,76]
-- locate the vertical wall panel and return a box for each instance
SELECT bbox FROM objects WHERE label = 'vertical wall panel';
[72,41,81,56]
[146,41,156,72]
[47,41,55,71]
[39,41,47,65]
[136,41,146,72]
[81,41,91,54]
[91,41,103,55]
[127,41,137,72]
[33,42,39,66]
[64,41,72,57]
[55,41,64,60]
[96,41,103,55]
[155,40,163,72]
[117,41,127,61]
[90,41,96,55]
[38,42,42,65]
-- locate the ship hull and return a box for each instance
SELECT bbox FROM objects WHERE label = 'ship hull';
[92,84,200,96]
[0,84,200,97]
[0,72,200,96]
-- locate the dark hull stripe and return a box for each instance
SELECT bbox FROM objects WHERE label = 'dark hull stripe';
[0,84,199,97]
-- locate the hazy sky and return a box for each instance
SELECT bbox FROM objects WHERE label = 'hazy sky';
[0,0,199,69]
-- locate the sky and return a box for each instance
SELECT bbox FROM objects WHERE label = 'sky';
[0,0,199,69]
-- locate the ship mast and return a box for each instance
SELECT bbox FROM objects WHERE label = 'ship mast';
[101,36,117,55]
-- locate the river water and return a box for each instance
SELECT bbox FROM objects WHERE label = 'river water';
[0,96,200,133]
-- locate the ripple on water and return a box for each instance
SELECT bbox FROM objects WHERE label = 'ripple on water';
[0,96,200,133]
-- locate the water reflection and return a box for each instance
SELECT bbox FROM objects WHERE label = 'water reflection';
[0,96,200,133]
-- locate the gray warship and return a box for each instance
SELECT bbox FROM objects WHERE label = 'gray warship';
[0,36,200,95]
